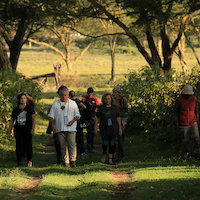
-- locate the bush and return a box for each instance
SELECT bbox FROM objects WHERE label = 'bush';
[121,65,200,146]
[0,69,43,142]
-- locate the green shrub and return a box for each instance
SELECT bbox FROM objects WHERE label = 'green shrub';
[121,65,200,146]
[0,69,43,142]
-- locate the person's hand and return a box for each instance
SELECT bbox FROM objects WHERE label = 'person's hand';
[174,122,179,126]
[30,129,35,136]
[119,128,122,136]
[67,120,74,126]
[51,124,57,132]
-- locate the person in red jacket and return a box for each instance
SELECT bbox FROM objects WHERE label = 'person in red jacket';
[172,85,200,159]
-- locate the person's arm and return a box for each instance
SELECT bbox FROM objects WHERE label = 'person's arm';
[79,102,87,111]
[25,93,35,107]
[172,99,180,126]
[30,114,36,136]
[67,116,79,126]
[195,100,199,127]
[117,116,122,136]
[7,118,14,140]
[49,117,57,132]
[94,117,99,136]
[121,98,129,117]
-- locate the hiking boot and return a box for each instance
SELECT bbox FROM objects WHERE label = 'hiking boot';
[27,161,32,167]
[101,154,106,163]
[71,161,76,167]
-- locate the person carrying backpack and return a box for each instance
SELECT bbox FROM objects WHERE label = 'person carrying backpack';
[82,87,100,153]
[113,86,129,162]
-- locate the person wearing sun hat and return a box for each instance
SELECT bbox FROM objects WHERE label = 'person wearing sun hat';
[112,86,129,162]
[172,84,200,160]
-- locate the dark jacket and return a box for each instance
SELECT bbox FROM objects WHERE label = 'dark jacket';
[172,94,199,126]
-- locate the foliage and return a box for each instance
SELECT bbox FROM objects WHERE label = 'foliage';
[0,69,43,142]
[122,65,200,145]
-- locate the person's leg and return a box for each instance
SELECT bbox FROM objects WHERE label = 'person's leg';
[24,134,32,162]
[108,134,116,164]
[86,119,95,152]
[53,133,61,163]
[15,132,23,166]
[67,131,77,167]
[118,125,125,161]
[190,123,200,156]
[101,132,109,163]
[180,126,190,158]
[76,127,85,155]
[57,132,68,165]
[24,133,33,167]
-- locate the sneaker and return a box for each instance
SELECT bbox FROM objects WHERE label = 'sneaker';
[109,158,116,165]
[101,154,106,163]
[64,163,70,167]
[27,161,32,167]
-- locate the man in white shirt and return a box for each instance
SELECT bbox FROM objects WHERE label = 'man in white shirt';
[48,86,80,167]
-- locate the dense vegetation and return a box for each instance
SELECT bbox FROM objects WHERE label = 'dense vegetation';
[0,69,43,142]
[122,65,200,146]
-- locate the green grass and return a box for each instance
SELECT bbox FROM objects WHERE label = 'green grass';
[1,45,200,199]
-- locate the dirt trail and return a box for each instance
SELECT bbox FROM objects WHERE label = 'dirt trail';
[10,177,41,200]
[10,135,135,199]
[109,171,136,199]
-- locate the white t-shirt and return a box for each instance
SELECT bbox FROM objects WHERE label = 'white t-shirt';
[48,99,80,133]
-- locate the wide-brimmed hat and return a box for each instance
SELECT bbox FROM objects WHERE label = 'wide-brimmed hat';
[182,85,194,95]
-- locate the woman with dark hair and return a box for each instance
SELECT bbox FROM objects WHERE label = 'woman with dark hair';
[94,93,122,165]
[7,93,36,167]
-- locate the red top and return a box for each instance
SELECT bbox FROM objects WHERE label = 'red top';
[178,94,197,126]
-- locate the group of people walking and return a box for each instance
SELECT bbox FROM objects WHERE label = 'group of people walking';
[7,86,129,167]
[48,86,129,167]
[7,84,200,167]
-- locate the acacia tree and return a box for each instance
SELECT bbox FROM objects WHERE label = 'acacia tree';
[79,0,200,72]
[0,0,78,70]
[28,26,93,72]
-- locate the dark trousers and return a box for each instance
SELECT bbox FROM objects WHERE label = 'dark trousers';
[101,132,116,154]
[76,126,85,155]
[53,133,61,158]
[117,125,126,158]
[86,118,95,152]
[15,131,32,163]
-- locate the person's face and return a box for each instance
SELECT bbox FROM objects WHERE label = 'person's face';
[184,94,192,99]
[105,95,112,106]
[20,95,27,105]
[60,91,68,102]
[113,90,120,99]
[87,92,93,98]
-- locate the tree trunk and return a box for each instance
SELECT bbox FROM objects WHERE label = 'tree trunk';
[8,19,28,69]
[185,32,200,66]
[0,36,11,69]
[108,35,117,84]
[177,35,187,73]
[146,28,162,68]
